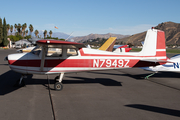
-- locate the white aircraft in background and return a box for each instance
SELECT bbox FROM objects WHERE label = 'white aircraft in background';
[141,54,179,79]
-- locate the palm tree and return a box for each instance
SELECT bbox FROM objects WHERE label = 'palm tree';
[14,24,17,32]
[17,23,22,35]
[10,25,13,35]
[34,30,39,37]
[23,31,26,37]
[43,30,47,38]
[29,24,33,35]
[24,23,27,30]
[21,23,27,35]
[25,30,28,36]
[7,24,10,34]
[49,30,53,38]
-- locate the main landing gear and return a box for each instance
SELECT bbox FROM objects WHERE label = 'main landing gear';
[15,75,26,87]
[54,72,64,91]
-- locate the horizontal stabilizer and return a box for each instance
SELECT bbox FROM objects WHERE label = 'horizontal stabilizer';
[140,59,174,63]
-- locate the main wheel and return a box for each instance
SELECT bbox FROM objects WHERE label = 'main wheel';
[54,82,63,91]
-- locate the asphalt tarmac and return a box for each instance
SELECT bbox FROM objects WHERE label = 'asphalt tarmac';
[0,49,180,120]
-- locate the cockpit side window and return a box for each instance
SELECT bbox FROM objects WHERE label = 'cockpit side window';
[67,48,78,56]
[46,48,62,57]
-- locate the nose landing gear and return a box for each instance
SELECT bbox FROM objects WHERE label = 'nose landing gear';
[54,72,64,91]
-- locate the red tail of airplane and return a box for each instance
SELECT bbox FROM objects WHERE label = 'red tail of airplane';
[139,28,167,59]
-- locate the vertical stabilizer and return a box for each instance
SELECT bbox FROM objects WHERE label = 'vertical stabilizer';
[139,28,166,59]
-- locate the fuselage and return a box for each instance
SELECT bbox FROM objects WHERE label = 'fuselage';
[7,47,164,75]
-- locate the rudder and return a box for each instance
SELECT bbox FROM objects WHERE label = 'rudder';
[139,28,167,60]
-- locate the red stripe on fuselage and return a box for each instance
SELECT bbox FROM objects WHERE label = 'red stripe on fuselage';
[8,59,140,68]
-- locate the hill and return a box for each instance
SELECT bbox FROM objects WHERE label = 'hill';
[116,22,180,46]
[72,33,129,42]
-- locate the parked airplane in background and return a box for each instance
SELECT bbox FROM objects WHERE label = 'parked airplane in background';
[113,45,132,53]
[5,28,168,91]
[28,37,41,45]
[141,54,179,79]
[99,37,117,51]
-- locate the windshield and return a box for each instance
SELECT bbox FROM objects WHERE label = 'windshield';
[31,46,42,55]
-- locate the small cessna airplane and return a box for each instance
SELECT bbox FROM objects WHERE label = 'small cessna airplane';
[141,54,180,79]
[5,28,168,91]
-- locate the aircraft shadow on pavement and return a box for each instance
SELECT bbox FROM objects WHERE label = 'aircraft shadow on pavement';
[88,71,180,80]
[63,76,122,86]
[0,64,9,65]
[0,70,51,95]
[0,70,122,95]
[125,104,180,117]
[0,70,22,95]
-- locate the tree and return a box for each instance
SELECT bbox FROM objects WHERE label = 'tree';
[10,25,13,35]
[14,24,17,32]
[29,24,33,35]
[43,30,47,38]
[25,30,28,36]
[17,23,21,35]
[0,18,2,45]
[8,34,23,41]
[127,43,133,48]
[49,30,53,38]
[22,23,27,36]
[2,18,8,46]
[7,24,10,35]
[34,29,39,37]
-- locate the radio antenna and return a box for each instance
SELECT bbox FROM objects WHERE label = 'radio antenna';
[65,31,74,41]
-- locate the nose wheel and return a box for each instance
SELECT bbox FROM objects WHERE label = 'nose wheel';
[54,72,64,91]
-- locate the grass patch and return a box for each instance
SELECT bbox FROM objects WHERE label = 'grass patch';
[166,49,180,53]
[131,48,142,52]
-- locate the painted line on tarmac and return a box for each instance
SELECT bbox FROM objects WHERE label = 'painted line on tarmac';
[47,75,56,120]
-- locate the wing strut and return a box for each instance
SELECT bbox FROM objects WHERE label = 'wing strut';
[40,46,46,71]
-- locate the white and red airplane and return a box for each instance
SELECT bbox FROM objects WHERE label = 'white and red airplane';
[5,28,168,90]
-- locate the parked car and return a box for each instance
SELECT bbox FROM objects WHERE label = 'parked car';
[15,44,21,49]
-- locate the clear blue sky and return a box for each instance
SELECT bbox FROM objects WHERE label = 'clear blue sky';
[1,0,180,36]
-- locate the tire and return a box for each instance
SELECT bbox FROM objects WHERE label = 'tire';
[54,82,63,91]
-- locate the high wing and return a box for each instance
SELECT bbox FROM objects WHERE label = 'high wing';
[36,39,86,48]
